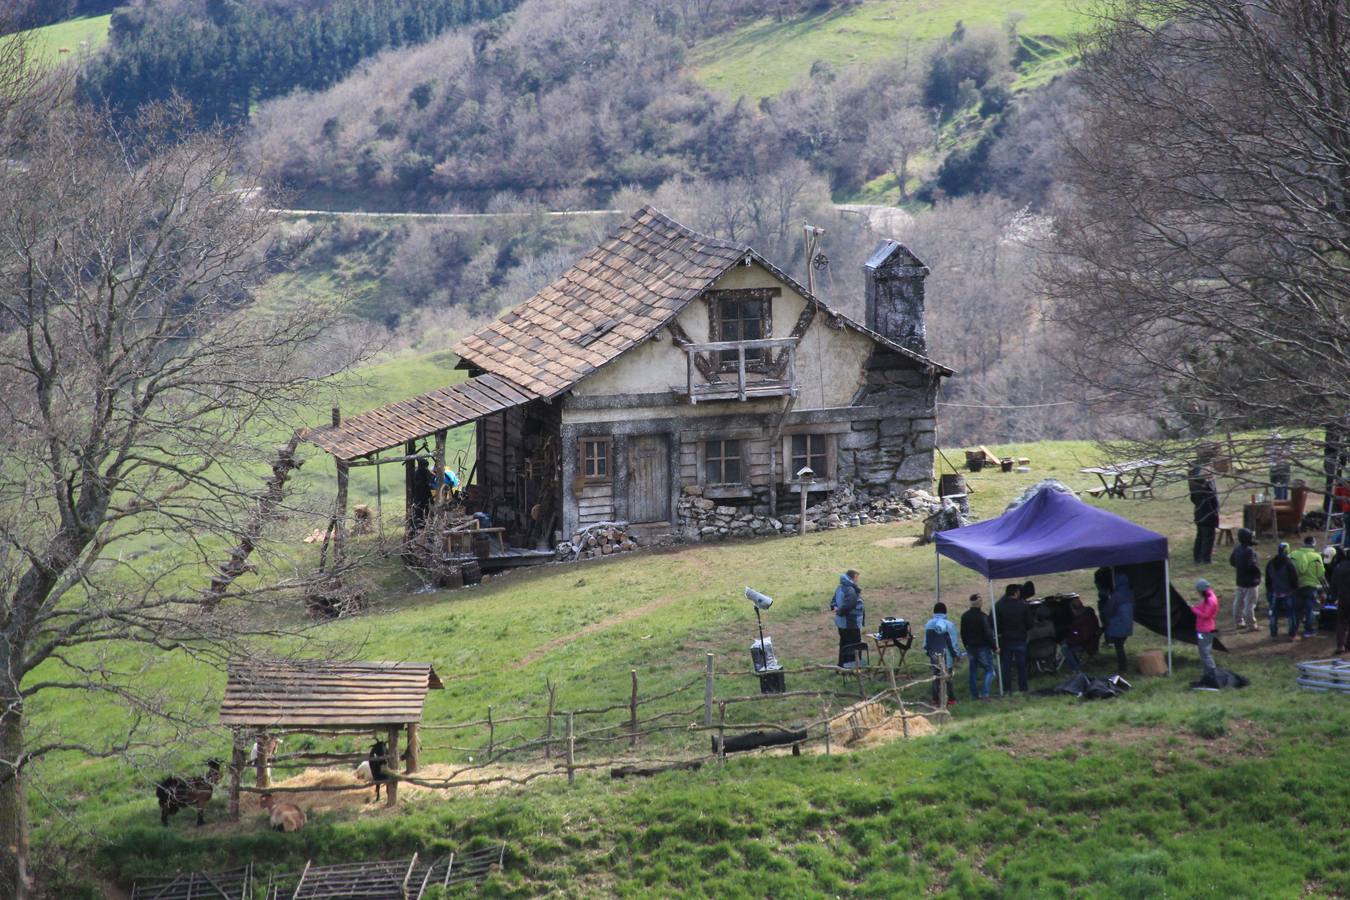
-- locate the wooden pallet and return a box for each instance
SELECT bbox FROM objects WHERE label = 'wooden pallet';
[1296,657,1350,693]
[131,865,253,900]
[266,845,506,899]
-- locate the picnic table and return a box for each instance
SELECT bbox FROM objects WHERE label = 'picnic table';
[1080,459,1173,500]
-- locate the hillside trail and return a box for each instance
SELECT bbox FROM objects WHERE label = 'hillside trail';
[509,548,720,670]
[510,590,686,670]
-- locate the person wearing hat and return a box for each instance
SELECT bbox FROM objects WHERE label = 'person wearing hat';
[1228,527,1262,632]
[1191,579,1220,680]
[1290,535,1326,640]
[1265,542,1300,638]
[960,593,997,700]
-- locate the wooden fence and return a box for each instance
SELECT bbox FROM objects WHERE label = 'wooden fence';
[239,651,951,800]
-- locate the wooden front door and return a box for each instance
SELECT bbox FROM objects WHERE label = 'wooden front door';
[628,434,670,524]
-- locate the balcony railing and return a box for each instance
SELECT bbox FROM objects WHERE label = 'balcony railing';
[682,337,798,404]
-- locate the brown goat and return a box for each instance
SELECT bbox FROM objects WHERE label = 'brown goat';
[259,792,307,832]
[156,759,222,826]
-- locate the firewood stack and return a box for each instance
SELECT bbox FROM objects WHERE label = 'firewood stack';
[555,521,640,561]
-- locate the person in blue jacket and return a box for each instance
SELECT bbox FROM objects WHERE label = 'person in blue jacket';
[1100,572,1135,674]
[831,570,864,667]
[923,602,965,707]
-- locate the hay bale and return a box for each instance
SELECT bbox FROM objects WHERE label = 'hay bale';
[827,700,887,745]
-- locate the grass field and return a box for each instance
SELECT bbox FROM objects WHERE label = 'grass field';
[19,14,111,66]
[689,0,1090,99]
[25,431,1350,896]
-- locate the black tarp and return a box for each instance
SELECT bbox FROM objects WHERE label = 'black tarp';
[1115,561,1228,652]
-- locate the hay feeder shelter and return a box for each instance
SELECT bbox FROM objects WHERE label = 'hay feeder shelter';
[219,660,443,812]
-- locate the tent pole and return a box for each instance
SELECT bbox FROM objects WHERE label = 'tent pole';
[934,547,941,603]
[989,577,1004,697]
[1163,557,1173,676]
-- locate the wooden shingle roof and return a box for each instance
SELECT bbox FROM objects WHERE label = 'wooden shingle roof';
[219,660,444,728]
[302,207,952,462]
[453,206,951,398]
[303,372,538,461]
[453,206,749,398]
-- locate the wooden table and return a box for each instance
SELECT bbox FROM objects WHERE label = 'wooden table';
[446,526,506,558]
[1081,459,1171,499]
[1243,502,1279,539]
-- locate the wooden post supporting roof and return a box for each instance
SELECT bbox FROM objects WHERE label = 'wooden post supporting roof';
[385,725,400,808]
[404,439,416,537]
[405,723,419,774]
[228,730,244,821]
[334,408,349,563]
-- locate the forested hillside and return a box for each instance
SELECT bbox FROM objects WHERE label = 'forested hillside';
[77,0,518,125]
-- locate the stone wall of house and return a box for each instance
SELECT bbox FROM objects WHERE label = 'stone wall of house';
[676,482,950,540]
[842,350,938,499]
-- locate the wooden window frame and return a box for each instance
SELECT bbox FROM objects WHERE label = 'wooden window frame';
[706,288,777,374]
[786,433,834,483]
[702,438,744,486]
[580,437,612,483]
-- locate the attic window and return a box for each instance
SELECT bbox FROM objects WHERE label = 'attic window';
[577,319,618,348]
[706,288,777,372]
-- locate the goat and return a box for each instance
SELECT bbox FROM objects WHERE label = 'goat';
[156,759,222,826]
[367,739,389,802]
[259,792,307,832]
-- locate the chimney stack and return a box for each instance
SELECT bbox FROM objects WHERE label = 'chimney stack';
[863,240,929,355]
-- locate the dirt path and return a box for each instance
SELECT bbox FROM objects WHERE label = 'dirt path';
[511,590,686,670]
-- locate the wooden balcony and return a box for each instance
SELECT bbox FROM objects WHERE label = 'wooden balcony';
[682,338,798,404]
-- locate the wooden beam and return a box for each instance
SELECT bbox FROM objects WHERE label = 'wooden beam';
[404,440,416,537]
[385,726,400,807]
[254,731,271,790]
[228,730,244,821]
[405,723,419,774]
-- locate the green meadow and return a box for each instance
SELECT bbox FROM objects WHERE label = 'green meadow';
[689,0,1089,100]
[23,416,1350,896]
[18,14,111,66]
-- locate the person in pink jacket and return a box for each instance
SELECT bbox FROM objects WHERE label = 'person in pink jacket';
[1192,579,1220,680]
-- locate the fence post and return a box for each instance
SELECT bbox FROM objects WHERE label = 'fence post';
[629,669,639,749]
[898,679,910,738]
[566,712,576,786]
[487,706,494,759]
[704,653,715,727]
[544,679,556,760]
[717,701,727,769]
[938,658,948,722]
[824,725,831,756]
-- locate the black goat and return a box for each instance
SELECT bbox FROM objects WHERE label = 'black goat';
[156,758,222,826]
[368,739,389,802]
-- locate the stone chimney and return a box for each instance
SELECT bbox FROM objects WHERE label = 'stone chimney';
[863,240,929,355]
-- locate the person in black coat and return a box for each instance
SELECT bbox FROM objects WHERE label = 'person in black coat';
[960,594,996,699]
[1190,466,1220,564]
[993,584,1034,693]
[411,458,434,530]
[1328,549,1350,654]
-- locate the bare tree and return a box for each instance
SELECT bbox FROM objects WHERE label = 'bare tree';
[869,105,936,201]
[0,82,356,899]
[1042,0,1350,467]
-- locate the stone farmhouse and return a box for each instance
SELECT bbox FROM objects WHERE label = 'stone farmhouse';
[307,206,951,555]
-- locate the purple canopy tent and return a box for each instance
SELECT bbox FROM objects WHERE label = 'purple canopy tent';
[932,486,1173,689]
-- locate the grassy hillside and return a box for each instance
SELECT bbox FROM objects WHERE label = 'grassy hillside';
[690,0,1090,99]
[26,437,1350,896]
[20,14,111,65]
